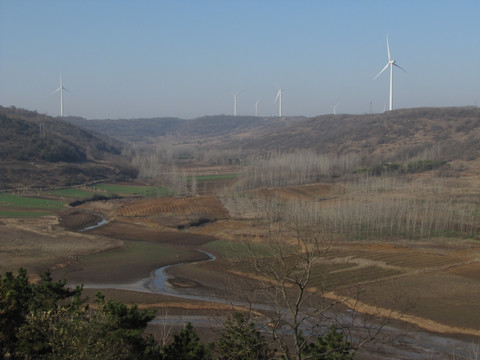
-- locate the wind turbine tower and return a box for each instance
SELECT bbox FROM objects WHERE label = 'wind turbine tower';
[274,87,283,117]
[52,74,70,117]
[374,35,406,111]
[255,99,260,116]
[334,102,340,115]
[233,90,245,116]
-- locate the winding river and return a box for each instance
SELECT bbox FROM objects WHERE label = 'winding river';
[150,249,218,300]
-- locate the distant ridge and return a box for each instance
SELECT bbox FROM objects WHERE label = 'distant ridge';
[66,107,480,166]
[234,107,480,162]
[65,115,302,143]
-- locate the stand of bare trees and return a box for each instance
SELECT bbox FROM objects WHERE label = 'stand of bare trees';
[225,198,398,360]
[237,151,360,190]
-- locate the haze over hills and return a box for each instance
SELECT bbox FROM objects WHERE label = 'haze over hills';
[65,115,303,144]
[0,106,136,189]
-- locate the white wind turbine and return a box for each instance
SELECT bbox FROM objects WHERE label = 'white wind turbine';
[333,102,341,115]
[52,74,70,117]
[274,86,284,117]
[255,99,260,116]
[373,35,406,111]
[233,90,245,116]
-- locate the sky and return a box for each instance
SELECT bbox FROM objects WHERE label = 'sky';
[0,0,479,119]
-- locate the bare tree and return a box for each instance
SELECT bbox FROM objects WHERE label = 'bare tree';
[242,198,391,360]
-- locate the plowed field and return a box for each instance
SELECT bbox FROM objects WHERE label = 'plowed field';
[253,183,344,201]
[58,209,102,231]
[117,195,229,218]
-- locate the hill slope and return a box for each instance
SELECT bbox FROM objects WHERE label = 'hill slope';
[68,107,480,167]
[227,107,480,163]
[0,106,136,189]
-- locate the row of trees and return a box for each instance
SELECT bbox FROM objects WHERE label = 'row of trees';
[1,268,353,360]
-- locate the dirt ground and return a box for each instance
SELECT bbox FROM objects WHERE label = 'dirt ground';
[0,216,121,281]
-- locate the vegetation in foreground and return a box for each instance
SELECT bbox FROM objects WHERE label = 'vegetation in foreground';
[0,268,353,360]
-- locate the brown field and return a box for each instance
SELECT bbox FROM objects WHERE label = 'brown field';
[252,183,344,201]
[58,208,103,230]
[116,195,229,218]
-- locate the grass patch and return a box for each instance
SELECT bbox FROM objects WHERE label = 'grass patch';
[92,183,171,197]
[47,188,96,199]
[203,239,292,259]
[0,194,66,209]
[0,210,52,217]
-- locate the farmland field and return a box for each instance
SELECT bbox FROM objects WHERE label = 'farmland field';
[0,193,66,209]
[0,193,67,217]
[47,188,96,199]
[116,195,229,219]
[3,175,480,358]
[92,183,170,197]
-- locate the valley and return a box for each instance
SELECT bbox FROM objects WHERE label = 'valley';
[1,106,480,358]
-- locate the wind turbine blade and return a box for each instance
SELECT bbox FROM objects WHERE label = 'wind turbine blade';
[234,89,246,97]
[63,87,71,93]
[386,35,391,61]
[393,63,407,73]
[52,87,61,94]
[274,89,281,103]
[373,63,389,80]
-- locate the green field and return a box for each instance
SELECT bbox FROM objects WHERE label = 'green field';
[0,194,67,217]
[203,239,294,259]
[92,183,171,197]
[0,210,52,218]
[47,188,96,199]
[0,194,66,210]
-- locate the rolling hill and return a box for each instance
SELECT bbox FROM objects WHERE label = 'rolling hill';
[0,106,136,189]
[229,107,480,164]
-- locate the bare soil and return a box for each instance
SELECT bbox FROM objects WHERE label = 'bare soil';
[0,216,121,281]
[58,208,102,231]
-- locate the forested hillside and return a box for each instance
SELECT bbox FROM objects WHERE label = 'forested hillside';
[0,106,136,189]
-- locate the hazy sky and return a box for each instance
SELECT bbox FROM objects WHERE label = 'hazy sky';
[1,0,479,119]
